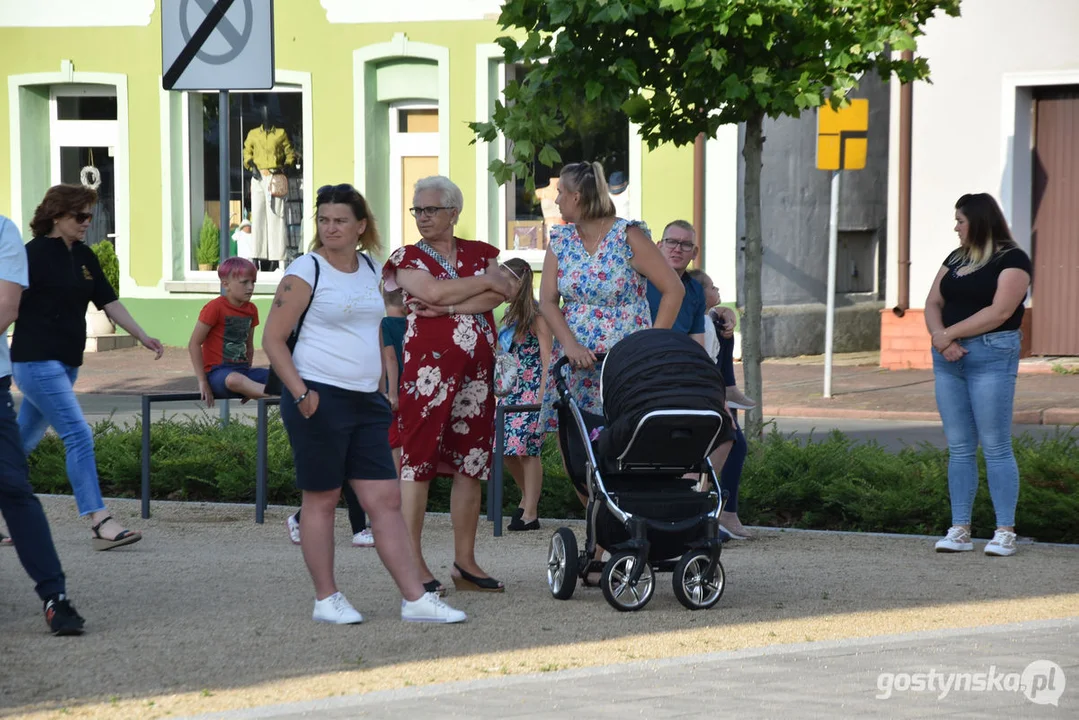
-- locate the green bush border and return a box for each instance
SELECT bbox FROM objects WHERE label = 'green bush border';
[26,415,1078,543]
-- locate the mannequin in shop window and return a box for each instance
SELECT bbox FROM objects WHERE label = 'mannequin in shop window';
[243,105,295,271]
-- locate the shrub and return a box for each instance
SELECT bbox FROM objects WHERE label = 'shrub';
[196,214,220,267]
[26,417,1079,543]
[91,240,120,291]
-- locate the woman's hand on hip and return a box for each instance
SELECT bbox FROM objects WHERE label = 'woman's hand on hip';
[940,341,968,362]
[565,341,597,371]
[297,389,320,419]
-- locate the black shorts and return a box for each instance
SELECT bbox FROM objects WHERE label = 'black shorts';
[280,380,397,491]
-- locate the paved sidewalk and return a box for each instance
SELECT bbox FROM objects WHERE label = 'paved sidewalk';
[51,347,1079,425]
[184,618,1078,719]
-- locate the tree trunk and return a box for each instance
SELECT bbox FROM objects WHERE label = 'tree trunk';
[741,112,765,439]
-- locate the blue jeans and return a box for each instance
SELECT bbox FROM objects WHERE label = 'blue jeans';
[0,377,67,600]
[932,330,1021,528]
[12,360,105,516]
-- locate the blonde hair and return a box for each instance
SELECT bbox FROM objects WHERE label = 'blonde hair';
[559,162,616,221]
[949,193,1017,272]
[501,257,538,338]
[311,184,381,253]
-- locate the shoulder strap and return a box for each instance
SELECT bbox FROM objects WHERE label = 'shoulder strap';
[359,252,376,273]
[293,254,321,339]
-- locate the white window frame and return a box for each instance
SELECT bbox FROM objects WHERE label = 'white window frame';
[171,72,313,291]
[388,102,440,252]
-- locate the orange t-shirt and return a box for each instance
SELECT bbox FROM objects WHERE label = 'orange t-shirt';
[197,296,259,373]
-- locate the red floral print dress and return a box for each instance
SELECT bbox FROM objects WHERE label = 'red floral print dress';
[384,238,500,482]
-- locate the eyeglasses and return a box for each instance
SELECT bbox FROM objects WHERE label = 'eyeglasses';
[661,238,695,252]
[409,206,451,218]
[316,184,357,201]
[70,212,94,224]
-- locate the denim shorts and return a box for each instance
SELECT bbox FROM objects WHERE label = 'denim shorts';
[206,364,269,398]
[280,380,397,490]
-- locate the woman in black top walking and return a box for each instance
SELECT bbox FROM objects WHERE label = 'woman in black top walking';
[11,184,164,550]
[925,193,1031,557]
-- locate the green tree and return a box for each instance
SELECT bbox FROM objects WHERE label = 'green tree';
[471,0,960,436]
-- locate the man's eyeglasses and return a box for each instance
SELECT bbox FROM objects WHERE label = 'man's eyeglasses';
[409,206,451,218]
[661,238,695,252]
[316,183,357,201]
[70,212,93,224]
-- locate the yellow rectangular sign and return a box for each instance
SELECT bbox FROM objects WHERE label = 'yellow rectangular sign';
[817,99,869,171]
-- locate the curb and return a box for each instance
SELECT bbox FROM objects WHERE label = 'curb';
[762,406,1079,425]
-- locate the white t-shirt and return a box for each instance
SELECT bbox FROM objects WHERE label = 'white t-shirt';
[0,216,30,379]
[283,252,384,392]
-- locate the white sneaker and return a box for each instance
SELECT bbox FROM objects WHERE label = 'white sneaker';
[286,514,301,545]
[985,530,1017,557]
[934,526,974,553]
[401,592,467,624]
[352,528,375,548]
[312,592,363,624]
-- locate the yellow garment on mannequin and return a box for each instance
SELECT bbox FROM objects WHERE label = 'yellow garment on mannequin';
[242,126,295,171]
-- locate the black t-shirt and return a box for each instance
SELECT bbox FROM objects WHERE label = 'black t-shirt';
[939,246,1032,332]
[11,236,118,367]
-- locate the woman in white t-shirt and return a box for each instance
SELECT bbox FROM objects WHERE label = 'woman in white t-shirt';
[262,184,465,625]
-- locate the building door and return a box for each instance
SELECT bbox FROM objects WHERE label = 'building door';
[388,105,439,250]
[1031,86,1079,355]
[50,86,119,248]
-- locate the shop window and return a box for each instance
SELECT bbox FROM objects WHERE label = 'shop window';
[504,64,629,251]
[186,89,304,273]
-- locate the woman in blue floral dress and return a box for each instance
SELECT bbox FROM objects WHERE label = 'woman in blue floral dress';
[538,161,684,435]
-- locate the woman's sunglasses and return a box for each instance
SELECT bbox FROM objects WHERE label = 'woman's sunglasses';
[69,212,93,224]
[316,183,358,202]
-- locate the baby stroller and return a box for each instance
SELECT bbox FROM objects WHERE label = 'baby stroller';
[547,328,732,611]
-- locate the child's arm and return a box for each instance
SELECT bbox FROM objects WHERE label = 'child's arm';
[188,320,215,408]
[246,331,255,365]
[380,326,400,411]
[535,314,553,406]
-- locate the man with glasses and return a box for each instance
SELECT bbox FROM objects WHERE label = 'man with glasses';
[0,215,86,635]
[646,220,706,347]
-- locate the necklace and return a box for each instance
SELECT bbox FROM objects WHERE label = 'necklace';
[577,219,611,255]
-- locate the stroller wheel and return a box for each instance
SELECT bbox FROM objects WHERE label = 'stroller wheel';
[673,552,725,610]
[601,550,655,612]
[547,528,579,600]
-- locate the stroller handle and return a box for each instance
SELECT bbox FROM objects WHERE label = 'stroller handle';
[553,352,608,396]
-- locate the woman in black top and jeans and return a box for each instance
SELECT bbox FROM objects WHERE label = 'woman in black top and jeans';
[11,185,164,550]
[925,193,1031,557]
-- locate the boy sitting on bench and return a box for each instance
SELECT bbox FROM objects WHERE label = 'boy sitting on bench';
[188,257,269,407]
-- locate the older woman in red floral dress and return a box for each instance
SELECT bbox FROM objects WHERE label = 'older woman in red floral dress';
[383,175,514,594]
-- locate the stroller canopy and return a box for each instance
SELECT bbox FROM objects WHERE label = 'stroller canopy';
[599,328,727,456]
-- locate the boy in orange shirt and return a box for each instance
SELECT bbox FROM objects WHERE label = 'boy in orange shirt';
[188,257,268,406]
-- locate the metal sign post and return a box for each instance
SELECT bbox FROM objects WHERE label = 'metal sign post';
[163,0,274,425]
[816,99,869,399]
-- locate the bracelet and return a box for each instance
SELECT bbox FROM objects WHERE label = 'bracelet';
[294,389,309,405]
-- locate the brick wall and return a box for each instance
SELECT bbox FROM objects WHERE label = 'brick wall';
[880,309,1034,370]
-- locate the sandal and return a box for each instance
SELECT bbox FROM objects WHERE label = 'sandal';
[451,563,504,593]
[91,516,142,552]
[0,532,12,547]
[423,578,447,597]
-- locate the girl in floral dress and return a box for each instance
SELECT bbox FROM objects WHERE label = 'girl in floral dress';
[538,162,684,439]
[383,175,514,595]
[497,258,552,531]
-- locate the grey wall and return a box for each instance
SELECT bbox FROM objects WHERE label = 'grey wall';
[737,74,891,310]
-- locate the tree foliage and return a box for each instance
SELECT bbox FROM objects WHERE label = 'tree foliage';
[472,0,959,189]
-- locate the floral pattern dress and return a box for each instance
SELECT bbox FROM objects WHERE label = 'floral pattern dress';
[498,325,545,456]
[384,238,500,482]
[540,219,652,431]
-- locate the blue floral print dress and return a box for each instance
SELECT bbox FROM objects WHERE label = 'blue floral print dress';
[540,219,652,431]
[498,325,545,456]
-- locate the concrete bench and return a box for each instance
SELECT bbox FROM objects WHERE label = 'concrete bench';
[139,394,279,524]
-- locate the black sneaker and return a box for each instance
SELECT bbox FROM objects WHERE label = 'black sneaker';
[44,595,85,636]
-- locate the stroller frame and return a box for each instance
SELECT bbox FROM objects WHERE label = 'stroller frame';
[547,355,729,612]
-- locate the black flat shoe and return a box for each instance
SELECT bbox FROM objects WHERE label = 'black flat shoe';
[451,563,504,593]
[507,518,540,532]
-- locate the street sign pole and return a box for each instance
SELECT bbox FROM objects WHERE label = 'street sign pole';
[823,169,840,399]
[218,89,231,426]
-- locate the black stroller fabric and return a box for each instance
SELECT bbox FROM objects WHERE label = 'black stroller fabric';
[598,329,730,460]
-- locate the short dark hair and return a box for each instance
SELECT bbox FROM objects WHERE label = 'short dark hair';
[30,184,98,237]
